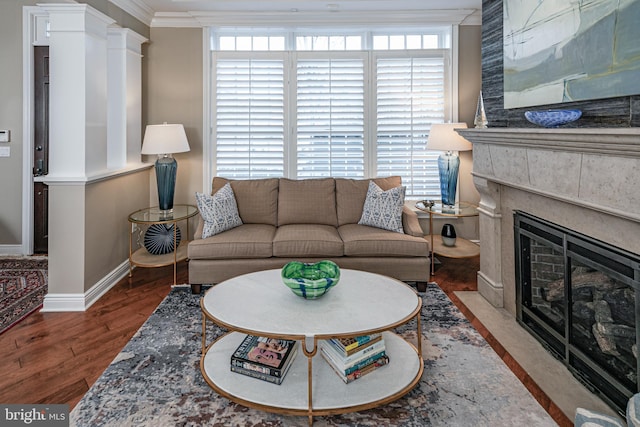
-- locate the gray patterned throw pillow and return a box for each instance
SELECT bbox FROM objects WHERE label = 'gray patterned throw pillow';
[358,181,405,233]
[196,183,243,239]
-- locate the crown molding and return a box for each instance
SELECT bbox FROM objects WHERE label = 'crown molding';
[150,9,479,28]
[107,0,480,29]
[107,0,481,29]
[151,12,202,28]
[461,9,482,25]
[109,0,155,26]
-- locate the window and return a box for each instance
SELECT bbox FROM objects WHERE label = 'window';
[214,55,286,178]
[375,54,447,197]
[210,29,453,199]
[296,54,365,178]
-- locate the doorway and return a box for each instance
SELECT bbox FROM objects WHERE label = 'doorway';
[33,45,49,254]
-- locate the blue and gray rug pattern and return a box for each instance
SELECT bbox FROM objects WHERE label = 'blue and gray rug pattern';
[71,284,556,426]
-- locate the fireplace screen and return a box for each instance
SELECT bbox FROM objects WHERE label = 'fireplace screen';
[514,211,640,415]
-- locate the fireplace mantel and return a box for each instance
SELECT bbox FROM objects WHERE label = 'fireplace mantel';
[459,128,640,157]
[458,127,640,313]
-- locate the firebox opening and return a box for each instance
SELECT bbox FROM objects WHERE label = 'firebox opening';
[514,211,640,416]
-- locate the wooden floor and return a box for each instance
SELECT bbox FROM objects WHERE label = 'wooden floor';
[0,262,184,408]
[0,256,569,425]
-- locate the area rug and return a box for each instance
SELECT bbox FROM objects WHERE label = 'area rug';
[70,284,556,426]
[0,256,48,335]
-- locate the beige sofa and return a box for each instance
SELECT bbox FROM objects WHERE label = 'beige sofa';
[188,176,430,293]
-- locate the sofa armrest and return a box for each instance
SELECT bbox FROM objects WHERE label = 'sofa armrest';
[402,206,424,237]
[194,215,204,240]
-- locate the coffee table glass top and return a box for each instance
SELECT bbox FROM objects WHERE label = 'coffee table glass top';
[201,269,421,338]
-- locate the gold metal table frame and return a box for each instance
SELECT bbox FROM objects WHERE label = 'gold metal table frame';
[199,269,424,425]
[415,200,479,276]
[127,204,198,285]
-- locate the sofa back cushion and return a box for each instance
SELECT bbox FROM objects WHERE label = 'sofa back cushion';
[335,176,402,226]
[277,178,338,226]
[212,177,279,226]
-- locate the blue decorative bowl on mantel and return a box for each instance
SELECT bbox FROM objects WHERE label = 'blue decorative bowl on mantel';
[524,109,582,128]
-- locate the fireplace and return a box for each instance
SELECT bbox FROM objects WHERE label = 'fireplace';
[456,128,640,416]
[514,211,640,414]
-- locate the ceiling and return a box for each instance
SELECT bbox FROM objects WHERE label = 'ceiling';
[116,0,483,27]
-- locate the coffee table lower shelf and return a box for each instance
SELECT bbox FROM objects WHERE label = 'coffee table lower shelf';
[200,331,423,420]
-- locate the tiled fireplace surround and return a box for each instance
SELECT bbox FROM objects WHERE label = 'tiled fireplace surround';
[458,128,640,419]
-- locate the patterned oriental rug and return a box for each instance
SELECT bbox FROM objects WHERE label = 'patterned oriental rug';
[71,284,556,426]
[0,256,48,335]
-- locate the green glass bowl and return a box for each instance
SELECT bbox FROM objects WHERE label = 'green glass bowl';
[281,260,341,299]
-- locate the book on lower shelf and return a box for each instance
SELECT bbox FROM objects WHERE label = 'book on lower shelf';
[320,335,389,383]
[321,349,390,384]
[322,338,386,369]
[329,333,382,356]
[230,335,298,384]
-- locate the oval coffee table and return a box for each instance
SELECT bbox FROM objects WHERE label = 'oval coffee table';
[200,268,423,425]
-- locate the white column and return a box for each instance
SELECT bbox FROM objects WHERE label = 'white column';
[40,4,114,310]
[107,27,148,169]
[42,4,115,180]
[473,175,504,307]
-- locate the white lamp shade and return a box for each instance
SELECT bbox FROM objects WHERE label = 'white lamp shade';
[426,122,472,152]
[141,123,190,155]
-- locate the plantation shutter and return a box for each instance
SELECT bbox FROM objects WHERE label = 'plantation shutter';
[214,56,285,179]
[295,55,365,178]
[375,54,446,198]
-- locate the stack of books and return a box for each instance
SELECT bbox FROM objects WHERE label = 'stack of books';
[320,333,389,384]
[230,335,298,385]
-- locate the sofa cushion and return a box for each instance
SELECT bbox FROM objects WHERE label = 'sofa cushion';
[339,224,428,257]
[188,224,275,259]
[358,181,406,233]
[196,183,243,238]
[277,178,338,227]
[273,224,343,257]
[212,177,279,226]
[335,176,402,226]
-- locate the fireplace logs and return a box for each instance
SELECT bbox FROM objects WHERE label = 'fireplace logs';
[515,211,640,414]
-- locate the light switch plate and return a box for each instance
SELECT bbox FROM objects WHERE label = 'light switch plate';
[0,130,9,143]
[0,146,10,157]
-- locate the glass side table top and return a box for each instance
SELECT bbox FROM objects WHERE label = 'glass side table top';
[415,200,478,217]
[128,204,198,223]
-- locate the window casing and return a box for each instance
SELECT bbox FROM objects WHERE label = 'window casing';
[210,29,454,199]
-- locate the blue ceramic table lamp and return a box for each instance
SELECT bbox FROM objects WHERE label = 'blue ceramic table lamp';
[426,122,472,207]
[141,123,190,214]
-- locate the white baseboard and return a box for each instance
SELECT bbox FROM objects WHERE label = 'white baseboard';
[41,293,86,312]
[41,260,130,312]
[84,260,130,309]
[0,245,26,255]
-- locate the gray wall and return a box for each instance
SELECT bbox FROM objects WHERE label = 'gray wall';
[1,5,482,253]
[145,25,482,239]
[451,25,482,240]
[0,0,149,249]
[0,0,26,245]
[482,0,640,128]
[458,25,482,207]
[145,27,204,210]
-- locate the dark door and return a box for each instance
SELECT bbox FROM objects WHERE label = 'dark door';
[33,46,49,254]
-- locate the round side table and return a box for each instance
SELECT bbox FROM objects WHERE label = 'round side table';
[415,201,479,276]
[128,204,198,285]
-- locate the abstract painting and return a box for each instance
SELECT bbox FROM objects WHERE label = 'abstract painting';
[503,0,640,109]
